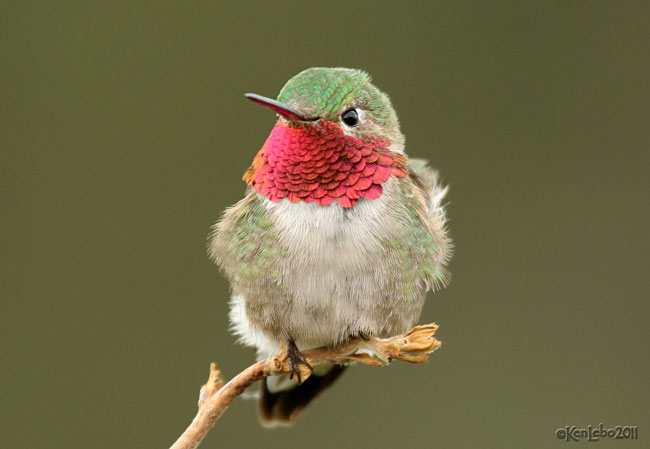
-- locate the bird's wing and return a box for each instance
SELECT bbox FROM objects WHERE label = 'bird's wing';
[207,190,283,289]
[406,158,453,290]
[407,158,448,218]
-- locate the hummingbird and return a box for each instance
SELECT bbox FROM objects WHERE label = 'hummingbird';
[208,67,451,426]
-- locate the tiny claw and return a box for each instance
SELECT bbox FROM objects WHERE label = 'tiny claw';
[287,339,312,383]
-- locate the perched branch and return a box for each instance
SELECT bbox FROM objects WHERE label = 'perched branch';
[169,323,441,449]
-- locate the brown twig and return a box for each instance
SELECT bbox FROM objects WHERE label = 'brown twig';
[169,323,441,449]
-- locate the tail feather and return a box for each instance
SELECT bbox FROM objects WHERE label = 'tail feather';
[258,365,346,426]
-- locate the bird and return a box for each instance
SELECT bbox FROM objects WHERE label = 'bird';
[208,67,451,426]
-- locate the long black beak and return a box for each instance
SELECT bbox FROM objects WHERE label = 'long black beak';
[244,93,315,121]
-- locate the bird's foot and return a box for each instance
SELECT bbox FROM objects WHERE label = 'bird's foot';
[287,339,312,383]
[348,330,371,341]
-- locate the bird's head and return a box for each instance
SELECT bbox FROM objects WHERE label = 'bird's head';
[243,68,408,208]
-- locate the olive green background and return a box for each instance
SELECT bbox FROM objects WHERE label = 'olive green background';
[2,2,647,448]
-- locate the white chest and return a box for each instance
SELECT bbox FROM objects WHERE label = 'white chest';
[264,184,395,274]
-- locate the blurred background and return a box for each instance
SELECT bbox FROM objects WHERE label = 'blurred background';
[2,1,648,448]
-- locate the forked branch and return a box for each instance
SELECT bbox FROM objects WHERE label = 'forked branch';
[169,323,441,449]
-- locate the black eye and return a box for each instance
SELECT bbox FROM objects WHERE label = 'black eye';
[341,108,359,127]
